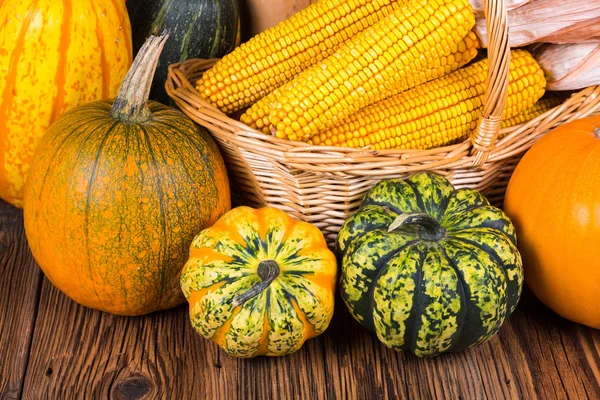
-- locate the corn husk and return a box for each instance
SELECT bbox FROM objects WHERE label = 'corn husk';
[476,0,600,47]
[530,43,600,91]
[469,0,531,16]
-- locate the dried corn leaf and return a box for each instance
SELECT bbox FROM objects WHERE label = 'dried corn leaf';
[531,42,600,91]
[468,0,531,16]
[475,0,600,47]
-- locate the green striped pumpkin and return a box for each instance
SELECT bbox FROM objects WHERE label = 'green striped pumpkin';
[127,0,239,104]
[336,173,523,357]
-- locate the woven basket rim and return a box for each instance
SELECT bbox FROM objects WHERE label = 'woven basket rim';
[164,0,600,176]
[166,56,600,174]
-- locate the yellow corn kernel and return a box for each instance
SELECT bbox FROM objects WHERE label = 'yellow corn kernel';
[500,96,565,130]
[242,30,480,133]
[310,50,546,150]
[196,0,410,114]
[264,0,476,141]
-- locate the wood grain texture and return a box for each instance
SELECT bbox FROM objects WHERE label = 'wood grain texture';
[0,200,599,399]
[0,200,42,399]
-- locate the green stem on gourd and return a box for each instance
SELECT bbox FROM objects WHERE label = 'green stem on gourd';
[388,212,446,242]
[110,32,169,123]
[232,260,280,306]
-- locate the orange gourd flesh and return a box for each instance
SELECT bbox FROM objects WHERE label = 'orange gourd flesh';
[504,115,600,329]
[0,0,132,207]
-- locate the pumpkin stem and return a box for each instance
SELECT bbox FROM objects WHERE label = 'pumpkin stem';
[594,127,600,139]
[110,32,170,123]
[388,212,446,242]
[232,260,280,306]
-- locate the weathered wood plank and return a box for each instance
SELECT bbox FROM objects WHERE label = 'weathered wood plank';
[506,292,600,400]
[0,198,597,399]
[20,280,600,399]
[0,200,43,400]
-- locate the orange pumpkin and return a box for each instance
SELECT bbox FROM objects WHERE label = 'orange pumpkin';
[23,35,231,316]
[0,0,132,208]
[504,115,600,329]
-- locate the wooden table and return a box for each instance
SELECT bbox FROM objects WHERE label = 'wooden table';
[1,199,599,399]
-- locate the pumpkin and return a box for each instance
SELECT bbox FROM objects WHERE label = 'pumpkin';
[126,0,239,104]
[23,34,231,316]
[336,173,523,357]
[504,115,600,329]
[180,206,337,357]
[0,0,132,208]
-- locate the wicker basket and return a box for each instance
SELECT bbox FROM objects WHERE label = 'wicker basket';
[165,0,600,245]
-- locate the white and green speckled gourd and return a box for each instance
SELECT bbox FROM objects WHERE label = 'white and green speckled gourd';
[336,172,524,357]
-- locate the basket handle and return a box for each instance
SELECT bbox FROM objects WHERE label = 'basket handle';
[470,0,511,167]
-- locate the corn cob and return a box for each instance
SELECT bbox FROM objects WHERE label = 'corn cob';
[309,50,546,149]
[501,96,565,129]
[242,30,481,135]
[196,0,410,114]
[257,0,476,142]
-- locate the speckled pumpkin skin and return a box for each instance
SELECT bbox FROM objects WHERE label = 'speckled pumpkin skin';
[336,173,523,357]
[180,207,337,358]
[23,100,231,316]
[0,0,132,207]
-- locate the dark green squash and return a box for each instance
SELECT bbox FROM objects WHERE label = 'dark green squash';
[336,173,523,357]
[126,0,239,103]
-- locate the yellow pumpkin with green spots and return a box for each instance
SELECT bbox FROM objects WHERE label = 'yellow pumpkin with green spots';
[336,173,523,357]
[180,206,337,358]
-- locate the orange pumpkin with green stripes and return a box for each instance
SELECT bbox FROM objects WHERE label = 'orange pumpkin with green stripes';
[0,0,132,208]
[23,35,230,316]
[180,206,337,357]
